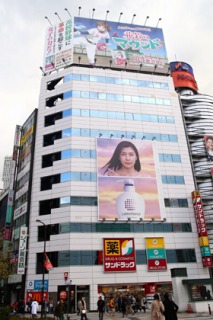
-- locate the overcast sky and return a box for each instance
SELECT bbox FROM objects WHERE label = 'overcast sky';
[0,0,212,182]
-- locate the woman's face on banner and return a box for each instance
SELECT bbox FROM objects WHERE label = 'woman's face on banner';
[119,147,137,169]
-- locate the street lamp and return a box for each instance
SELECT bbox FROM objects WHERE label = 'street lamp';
[36,219,47,318]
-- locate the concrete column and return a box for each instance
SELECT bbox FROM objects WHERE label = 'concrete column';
[170,268,189,312]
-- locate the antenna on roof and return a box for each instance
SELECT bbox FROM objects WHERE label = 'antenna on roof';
[156,18,162,28]
[39,66,47,76]
[78,7,82,17]
[131,14,136,24]
[54,12,62,22]
[144,16,149,26]
[44,16,52,26]
[118,12,123,22]
[105,10,109,20]
[92,8,95,19]
[64,8,71,18]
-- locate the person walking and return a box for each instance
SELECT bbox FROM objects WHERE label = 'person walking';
[163,293,179,320]
[151,293,165,320]
[78,297,87,320]
[141,296,147,313]
[31,299,38,318]
[54,300,66,320]
[97,296,105,320]
[121,296,127,317]
[109,296,115,316]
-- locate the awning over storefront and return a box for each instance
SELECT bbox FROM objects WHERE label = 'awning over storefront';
[182,278,213,285]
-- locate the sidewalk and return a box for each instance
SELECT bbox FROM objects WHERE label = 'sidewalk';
[19,310,211,319]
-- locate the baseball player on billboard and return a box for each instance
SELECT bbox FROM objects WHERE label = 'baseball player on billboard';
[73,21,111,65]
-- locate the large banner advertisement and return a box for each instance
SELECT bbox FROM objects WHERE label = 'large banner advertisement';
[103,238,136,272]
[145,237,167,271]
[97,138,161,221]
[204,135,213,160]
[43,19,73,72]
[73,17,168,73]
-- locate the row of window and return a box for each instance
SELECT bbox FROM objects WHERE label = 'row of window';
[62,128,178,141]
[40,172,185,190]
[62,108,175,123]
[45,90,172,108]
[37,249,196,273]
[63,73,169,89]
[62,90,171,106]
[59,197,188,208]
[37,223,192,243]
[42,149,181,168]
[40,197,188,215]
[44,128,178,147]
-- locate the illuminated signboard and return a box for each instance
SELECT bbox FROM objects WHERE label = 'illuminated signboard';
[170,61,194,75]
[103,238,136,272]
[26,291,49,304]
[97,138,162,221]
[170,61,198,92]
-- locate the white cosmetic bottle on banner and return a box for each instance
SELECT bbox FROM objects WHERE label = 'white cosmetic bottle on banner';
[116,179,145,219]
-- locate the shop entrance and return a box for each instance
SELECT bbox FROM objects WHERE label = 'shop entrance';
[57,285,76,313]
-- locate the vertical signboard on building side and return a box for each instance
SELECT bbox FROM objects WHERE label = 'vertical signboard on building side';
[17,227,28,274]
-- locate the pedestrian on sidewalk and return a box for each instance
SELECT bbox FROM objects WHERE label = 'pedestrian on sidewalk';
[54,300,66,320]
[151,293,164,320]
[141,296,147,313]
[78,297,87,320]
[31,299,38,318]
[121,296,127,317]
[97,296,105,320]
[163,293,178,320]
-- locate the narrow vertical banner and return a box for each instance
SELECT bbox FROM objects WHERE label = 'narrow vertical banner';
[17,227,28,275]
[43,19,73,72]
[146,237,167,271]
[191,191,213,267]
[103,238,136,272]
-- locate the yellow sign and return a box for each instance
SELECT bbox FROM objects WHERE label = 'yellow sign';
[20,125,34,146]
[199,236,209,247]
[146,237,165,249]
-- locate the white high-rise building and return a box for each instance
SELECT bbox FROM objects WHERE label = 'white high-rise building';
[21,17,212,313]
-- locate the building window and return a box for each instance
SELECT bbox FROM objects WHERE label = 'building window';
[161,175,185,184]
[159,154,181,163]
[164,198,188,207]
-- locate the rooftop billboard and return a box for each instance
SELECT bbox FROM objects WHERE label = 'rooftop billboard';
[43,17,169,73]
